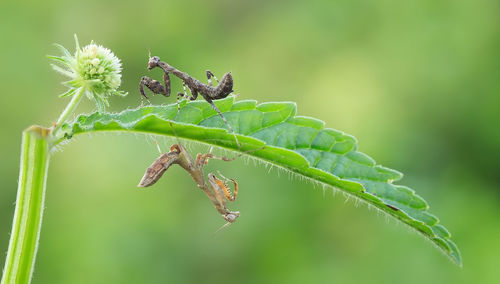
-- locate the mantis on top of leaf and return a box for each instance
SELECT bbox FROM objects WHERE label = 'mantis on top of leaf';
[138,55,240,148]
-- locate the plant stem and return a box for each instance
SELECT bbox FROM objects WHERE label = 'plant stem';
[1,126,51,284]
[54,87,85,133]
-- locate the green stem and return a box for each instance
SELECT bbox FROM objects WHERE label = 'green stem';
[1,126,51,284]
[54,87,85,133]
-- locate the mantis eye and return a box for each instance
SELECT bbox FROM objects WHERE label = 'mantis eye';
[148,56,161,69]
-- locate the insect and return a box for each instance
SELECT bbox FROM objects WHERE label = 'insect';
[139,55,240,147]
[138,143,241,224]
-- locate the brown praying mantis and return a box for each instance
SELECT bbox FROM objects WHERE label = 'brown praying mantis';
[138,55,241,148]
[138,143,241,224]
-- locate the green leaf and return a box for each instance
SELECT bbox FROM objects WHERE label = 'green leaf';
[60,96,461,266]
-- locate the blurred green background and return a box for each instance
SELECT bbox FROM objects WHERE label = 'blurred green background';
[1,0,499,283]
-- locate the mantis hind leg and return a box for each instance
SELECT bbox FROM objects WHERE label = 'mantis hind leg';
[206,98,241,148]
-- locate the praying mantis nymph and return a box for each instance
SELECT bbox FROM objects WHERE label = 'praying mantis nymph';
[138,144,240,224]
[138,55,241,148]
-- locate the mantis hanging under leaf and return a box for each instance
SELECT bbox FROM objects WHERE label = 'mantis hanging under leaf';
[138,143,241,224]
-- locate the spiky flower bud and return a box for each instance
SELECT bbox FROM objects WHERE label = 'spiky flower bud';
[48,34,127,111]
